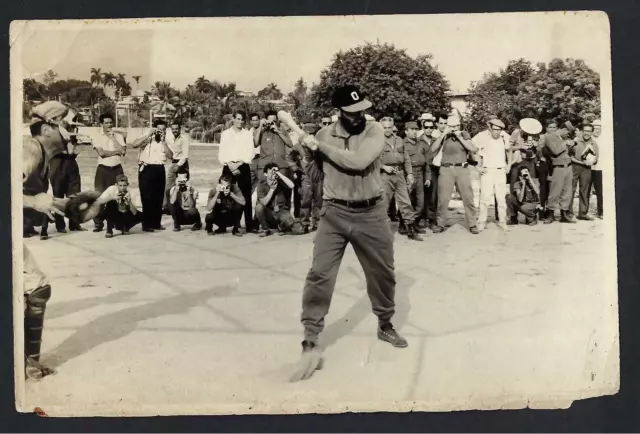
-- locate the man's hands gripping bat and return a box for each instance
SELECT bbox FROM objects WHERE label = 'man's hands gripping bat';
[63,191,104,224]
[277,111,319,151]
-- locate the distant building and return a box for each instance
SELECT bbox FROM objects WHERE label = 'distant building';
[446,91,471,117]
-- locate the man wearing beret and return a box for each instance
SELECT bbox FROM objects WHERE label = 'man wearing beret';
[379,117,423,241]
[291,85,408,382]
[403,121,431,230]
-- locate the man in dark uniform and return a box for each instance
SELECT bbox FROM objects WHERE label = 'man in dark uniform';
[379,117,423,241]
[404,121,432,230]
[295,121,324,231]
[22,101,103,379]
[419,116,437,228]
[543,128,577,224]
[290,86,408,382]
[40,109,86,239]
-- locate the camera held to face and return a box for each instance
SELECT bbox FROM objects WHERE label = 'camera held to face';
[263,120,274,130]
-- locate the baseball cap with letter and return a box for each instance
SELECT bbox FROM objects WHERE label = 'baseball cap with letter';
[30,101,69,126]
[331,85,372,113]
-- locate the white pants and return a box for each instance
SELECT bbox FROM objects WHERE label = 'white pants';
[478,168,507,226]
[24,244,48,295]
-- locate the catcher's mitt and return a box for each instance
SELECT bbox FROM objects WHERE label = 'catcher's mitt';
[63,191,103,224]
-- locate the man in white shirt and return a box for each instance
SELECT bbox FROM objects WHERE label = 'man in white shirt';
[590,119,604,218]
[472,118,510,231]
[219,110,256,233]
[163,120,191,214]
[92,113,127,232]
[131,119,174,232]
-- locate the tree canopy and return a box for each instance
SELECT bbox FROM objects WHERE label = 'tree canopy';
[466,58,600,135]
[311,42,450,122]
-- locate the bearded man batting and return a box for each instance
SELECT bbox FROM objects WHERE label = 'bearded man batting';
[22,101,103,379]
[282,85,407,382]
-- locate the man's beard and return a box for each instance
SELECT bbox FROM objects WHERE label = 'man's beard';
[340,115,366,135]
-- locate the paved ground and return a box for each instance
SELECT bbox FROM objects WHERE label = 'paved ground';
[19,147,619,416]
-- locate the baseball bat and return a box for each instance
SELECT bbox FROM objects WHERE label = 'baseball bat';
[277,110,308,139]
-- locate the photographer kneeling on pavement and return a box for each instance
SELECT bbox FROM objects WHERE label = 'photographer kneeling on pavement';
[169,166,203,232]
[205,173,245,236]
[505,166,542,226]
[255,163,306,237]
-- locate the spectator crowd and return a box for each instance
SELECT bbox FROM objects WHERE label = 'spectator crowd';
[24,106,606,242]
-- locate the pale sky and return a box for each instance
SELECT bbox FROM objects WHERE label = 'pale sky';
[13,12,611,95]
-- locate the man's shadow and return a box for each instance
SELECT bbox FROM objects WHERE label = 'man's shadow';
[46,291,138,320]
[320,267,415,348]
[42,284,236,369]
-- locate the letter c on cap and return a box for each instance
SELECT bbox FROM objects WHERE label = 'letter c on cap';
[350,91,360,101]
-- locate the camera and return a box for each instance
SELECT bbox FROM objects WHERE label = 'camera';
[263,120,274,130]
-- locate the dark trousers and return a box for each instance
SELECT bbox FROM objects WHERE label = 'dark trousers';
[171,205,201,228]
[42,156,82,233]
[255,202,295,231]
[138,164,166,229]
[410,167,425,223]
[590,169,603,216]
[223,164,254,232]
[293,174,302,218]
[537,160,550,210]
[301,200,395,341]
[571,164,592,216]
[93,164,124,228]
[104,201,143,233]
[506,194,538,223]
[205,205,242,232]
[437,166,477,229]
[299,161,324,225]
[164,160,190,210]
[250,156,260,194]
[425,165,439,225]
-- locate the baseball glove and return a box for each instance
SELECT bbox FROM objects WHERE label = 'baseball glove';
[63,191,103,224]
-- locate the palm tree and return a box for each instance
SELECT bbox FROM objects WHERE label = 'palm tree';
[151,81,176,122]
[195,76,211,94]
[90,68,102,87]
[132,75,142,92]
[102,72,116,87]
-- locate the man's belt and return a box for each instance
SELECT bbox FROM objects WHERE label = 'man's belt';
[411,165,425,169]
[328,196,382,209]
[441,162,468,168]
[384,163,404,167]
[552,163,572,168]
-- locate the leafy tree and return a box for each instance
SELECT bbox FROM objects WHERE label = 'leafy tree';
[115,73,131,97]
[311,42,449,122]
[514,58,600,126]
[466,58,600,135]
[23,78,49,101]
[466,59,535,134]
[287,77,316,121]
[42,69,58,86]
[257,82,283,100]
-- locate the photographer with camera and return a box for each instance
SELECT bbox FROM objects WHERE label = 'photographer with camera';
[168,166,202,232]
[255,163,305,237]
[204,173,245,236]
[429,116,479,234]
[98,174,144,238]
[253,110,295,208]
[505,167,542,225]
[130,118,174,232]
[508,119,542,193]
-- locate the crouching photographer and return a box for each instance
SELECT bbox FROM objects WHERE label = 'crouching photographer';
[255,163,306,237]
[505,167,542,225]
[169,166,202,232]
[205,173,245,236]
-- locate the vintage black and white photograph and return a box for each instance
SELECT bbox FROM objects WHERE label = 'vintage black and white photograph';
[10,12,618,416]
